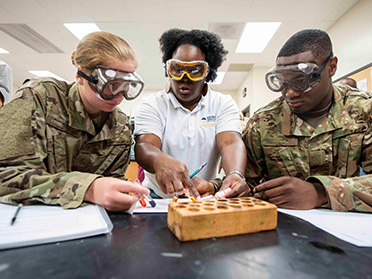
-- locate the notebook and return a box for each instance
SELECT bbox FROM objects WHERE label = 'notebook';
[0,203,113,250]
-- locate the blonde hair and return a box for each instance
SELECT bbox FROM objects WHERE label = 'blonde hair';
[71,31,138,73]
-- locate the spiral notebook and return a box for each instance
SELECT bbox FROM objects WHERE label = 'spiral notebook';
[0,203,113,250]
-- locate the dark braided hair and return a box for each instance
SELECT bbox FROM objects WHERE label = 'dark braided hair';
[159,28,228,82]
[278,29,333,60]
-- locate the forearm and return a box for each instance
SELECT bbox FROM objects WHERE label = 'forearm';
[0,166,100,208]
[220,140,247,174]
[135,142,170,173]
[307,175,372,212]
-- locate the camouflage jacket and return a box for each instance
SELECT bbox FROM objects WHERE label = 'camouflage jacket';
[0,78,132,208]
[243,85,372,212]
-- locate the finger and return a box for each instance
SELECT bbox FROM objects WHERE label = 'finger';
[261,186,284,200]
[184,179,201,199]
[266,194,288,206]
[116,181,150,196]
[173,180,184,195]
[254,177,285,193]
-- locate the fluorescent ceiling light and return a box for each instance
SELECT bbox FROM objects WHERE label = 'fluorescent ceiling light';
[29,70,68,82]
[63,23,101,40]
[209,72,225,85]
[236,22,281,53]
[0,47,9,54]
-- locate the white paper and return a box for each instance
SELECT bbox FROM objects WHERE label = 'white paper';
[278,208,372,247]
[0,203,113,250]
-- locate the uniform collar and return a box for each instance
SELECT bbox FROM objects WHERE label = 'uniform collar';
[67,83,119,139]
[281,85,354,137]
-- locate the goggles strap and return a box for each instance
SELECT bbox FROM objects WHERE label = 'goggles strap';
[77,70,97,84]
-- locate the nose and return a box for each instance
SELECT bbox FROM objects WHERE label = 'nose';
[114,93,124,102]
[180,72,191,82]
[283,87,301,98]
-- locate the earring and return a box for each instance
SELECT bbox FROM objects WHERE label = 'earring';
[165,80,171,93]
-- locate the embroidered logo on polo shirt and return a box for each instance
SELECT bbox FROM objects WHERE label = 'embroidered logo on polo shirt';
[200,116,216,128]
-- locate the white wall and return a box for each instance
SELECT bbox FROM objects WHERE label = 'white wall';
[328,0,372,80]
[236,66,278,115]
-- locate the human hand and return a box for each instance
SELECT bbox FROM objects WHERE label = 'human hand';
[191,177,214,197]
[84,177,150,211]
[153,154,200,199]
[218,173,250,198]
[253,176,328,209]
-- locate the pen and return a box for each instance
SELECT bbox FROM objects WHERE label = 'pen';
[10,203,23,226]
[135,179,157,208]
[189,161,208,179]
[173,162,208,202]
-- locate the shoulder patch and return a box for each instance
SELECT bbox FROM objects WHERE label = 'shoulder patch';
[0,99,34,161]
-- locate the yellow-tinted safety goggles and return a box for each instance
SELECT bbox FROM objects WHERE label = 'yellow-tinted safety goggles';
[166,59,209,81]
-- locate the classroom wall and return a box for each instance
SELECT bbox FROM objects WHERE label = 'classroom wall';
[328,0,372,80]
[236,66,278,115]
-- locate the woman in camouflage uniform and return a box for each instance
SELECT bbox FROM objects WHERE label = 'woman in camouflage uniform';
[0,31,149,211]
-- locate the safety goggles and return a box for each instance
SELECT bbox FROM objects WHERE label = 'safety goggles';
[77,66,144,101]
[265,55,331,93]
[166,59,209,81]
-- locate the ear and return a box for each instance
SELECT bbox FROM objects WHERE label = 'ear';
[75,66,84,85]
[328,56,338,77]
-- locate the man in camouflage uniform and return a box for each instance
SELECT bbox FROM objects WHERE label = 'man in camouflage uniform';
[0,78,139,209]
[243,29,372,212]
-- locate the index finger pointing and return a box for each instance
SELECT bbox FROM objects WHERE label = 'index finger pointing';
[254,177,284,193]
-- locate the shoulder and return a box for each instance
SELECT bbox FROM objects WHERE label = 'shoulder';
[254,96,285,117]
[17,78,72,101]
[336,85,372,111]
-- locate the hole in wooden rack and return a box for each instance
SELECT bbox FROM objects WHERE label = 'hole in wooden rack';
[189,204,201,207]
[203,207,215,211]
[256,202,266,206]
[217,200,228,202]
[230,198,240,202]
[175,205,187,208]
[188,208,200,212]
[243,204,254,207]
[228,201,240,204]
[217,206,229,209]
[241,201,253,204]
[230,205,242,209]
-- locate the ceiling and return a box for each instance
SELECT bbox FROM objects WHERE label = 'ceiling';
[0,0,359,92]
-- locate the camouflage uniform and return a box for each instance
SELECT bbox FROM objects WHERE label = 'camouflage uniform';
[0,78,132,209]
[243,85,372,212]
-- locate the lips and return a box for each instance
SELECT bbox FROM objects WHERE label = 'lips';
[179,85,191,94]
[286,99,304,108]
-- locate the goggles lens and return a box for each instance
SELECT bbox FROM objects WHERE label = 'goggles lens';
[166,59,209,81]
[265,54,331,93]
[78,66,144,100]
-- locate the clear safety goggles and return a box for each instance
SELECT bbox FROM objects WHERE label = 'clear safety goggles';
[77,66,144,101]
[166,59,209,81]
[265,55,331,93]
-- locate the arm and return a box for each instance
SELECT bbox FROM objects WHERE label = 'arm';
[0,85,148,211]
[216,131,249,197]
[134,134,199,198]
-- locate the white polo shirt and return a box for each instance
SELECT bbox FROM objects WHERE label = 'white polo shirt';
[134,89,241,198]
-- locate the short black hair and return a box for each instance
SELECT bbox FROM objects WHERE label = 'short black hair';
[159,28,228,82]
[278,29,333,59]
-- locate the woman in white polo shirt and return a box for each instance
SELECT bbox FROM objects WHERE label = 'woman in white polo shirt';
[134,28,249,198]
